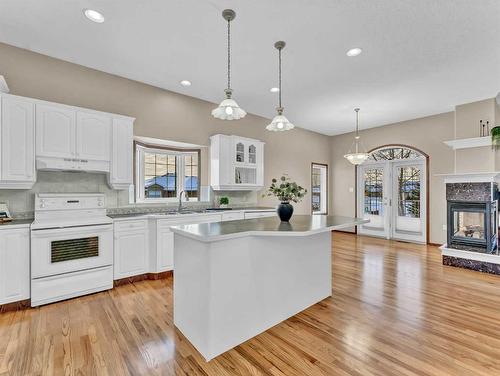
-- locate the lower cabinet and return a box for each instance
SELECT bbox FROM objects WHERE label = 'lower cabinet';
[0,227,30,305]
[113,220,149,279]
[149,214,222,273]
[244,211,275,219]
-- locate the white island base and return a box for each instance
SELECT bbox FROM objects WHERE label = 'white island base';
[172,215,367,361]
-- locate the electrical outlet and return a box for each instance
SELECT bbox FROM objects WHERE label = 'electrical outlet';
[349,187,354,193]
[442,224,447,231]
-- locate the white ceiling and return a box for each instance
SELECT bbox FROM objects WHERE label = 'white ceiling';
[0,0,499,136]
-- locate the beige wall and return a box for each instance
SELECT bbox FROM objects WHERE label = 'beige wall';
[330,112,455,244]
[0,42,331,214]
[455,98,496,173]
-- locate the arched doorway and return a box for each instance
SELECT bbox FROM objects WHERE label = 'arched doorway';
[356,145,428,243]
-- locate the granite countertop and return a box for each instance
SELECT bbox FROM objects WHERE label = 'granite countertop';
[0,219,33,229]
[108,207,275,221]
[170,215,368,242]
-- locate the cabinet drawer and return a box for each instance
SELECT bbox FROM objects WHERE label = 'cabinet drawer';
[114,220,148,232]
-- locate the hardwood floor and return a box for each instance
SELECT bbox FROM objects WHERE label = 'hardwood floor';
[2,232,500,375]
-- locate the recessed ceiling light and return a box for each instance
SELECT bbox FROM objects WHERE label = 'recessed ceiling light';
[346,48,362,57]
[270,87,280,93]
[180,80,192,87]
[84,9,105,23]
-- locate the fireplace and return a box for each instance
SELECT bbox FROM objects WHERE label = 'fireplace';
[447,201,497,253]
[446,182,498,254]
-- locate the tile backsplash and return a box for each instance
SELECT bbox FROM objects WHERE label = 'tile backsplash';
[0,171,258,218]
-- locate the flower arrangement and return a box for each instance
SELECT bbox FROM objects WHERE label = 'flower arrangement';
[262,174,307,203]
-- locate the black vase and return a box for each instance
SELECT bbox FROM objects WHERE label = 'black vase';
[277,202,294,222]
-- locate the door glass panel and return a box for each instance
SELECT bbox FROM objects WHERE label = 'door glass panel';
[236,142,244,163]
[396,167,420,218]
[312,164,328,214]
[364,168,383,215]
[235,167,256,184]
[248,145,256,164]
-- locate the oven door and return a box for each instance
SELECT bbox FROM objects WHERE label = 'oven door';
[31,224,113,279]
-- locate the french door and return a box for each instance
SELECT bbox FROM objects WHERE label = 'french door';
[357,159,426,243]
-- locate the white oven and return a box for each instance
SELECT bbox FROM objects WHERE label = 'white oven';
[31,224,113,279]
[30,193,114,307]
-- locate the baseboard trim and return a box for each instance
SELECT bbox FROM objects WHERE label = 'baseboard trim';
[0,299,30,313]
[114,271,173,287]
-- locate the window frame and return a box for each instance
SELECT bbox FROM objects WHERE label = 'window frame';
[135,142,201,203]
[311,162,328,215]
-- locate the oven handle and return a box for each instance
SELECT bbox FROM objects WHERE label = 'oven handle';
[31,223,113,235]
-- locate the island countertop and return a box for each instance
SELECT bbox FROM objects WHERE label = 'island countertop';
[170,215,368,242]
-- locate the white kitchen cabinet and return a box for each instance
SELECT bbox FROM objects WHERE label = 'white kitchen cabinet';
[36,103,76,159]
[244,211,275,219]
[76,111,111,161]
[0,94,36,189]
[221,211,245,221]
[114,220,149,279]
[0,227,30,304]
[108,117,133,189]
[210,134,264,191]
[149,214,222,273]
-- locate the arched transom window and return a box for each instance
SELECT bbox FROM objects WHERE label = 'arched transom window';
[368,146,424,161]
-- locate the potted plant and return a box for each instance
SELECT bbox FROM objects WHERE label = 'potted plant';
[492,125,500,150]
[219,196,229,208]
[262,174,307,222]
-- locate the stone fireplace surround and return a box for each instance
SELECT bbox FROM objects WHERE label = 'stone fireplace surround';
[438,172,500,275]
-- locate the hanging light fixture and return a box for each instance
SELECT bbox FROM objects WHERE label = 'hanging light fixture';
[344,108,370,165]
[266,41,294,132]
[212,9,246,120]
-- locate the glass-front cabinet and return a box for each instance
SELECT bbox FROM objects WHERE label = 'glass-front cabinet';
[210,134,264,190]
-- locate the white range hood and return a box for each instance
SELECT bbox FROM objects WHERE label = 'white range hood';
[36,156,109,173]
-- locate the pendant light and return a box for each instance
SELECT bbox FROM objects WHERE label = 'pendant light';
[344,108,370,165]
[266,41,294,132]
[211,9,246,120]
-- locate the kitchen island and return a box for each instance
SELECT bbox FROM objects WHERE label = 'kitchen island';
[170,215,368,361]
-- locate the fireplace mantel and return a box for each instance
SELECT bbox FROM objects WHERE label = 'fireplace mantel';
[435,172,500,184]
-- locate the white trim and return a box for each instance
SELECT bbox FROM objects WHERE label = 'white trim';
[440,244,500,265]
[135,144,199,203]
[434,172,500,183]
[134,136,207,149]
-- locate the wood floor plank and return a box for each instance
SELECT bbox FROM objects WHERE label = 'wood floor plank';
[1,233,500,375]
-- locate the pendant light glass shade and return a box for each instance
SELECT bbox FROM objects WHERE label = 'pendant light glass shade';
[212,89,247,120]
[212,9,246,120]
[344,108,370,165]
[266,113,294,131]
[266,41,294,132]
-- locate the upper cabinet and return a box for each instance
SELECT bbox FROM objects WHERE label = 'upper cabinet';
[0,93,134,190]
[76,111,111,161]
[210,134,264,191]
[0,94,36,189]
[36,103,76,159]
[108,117,134,189]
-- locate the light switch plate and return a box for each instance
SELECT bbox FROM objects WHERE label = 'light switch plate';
[349,187,354,193]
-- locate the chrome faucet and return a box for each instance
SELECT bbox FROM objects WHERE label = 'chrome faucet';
[178,190,189,212]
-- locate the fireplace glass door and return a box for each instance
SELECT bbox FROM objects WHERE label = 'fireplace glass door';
[448,201,491,250]
[453,211,485,241]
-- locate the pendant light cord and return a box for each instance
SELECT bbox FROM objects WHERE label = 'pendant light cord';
[278,47,282,109]
[227,18,231,91]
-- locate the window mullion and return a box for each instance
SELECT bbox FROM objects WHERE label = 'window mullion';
[177,155,185,197]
